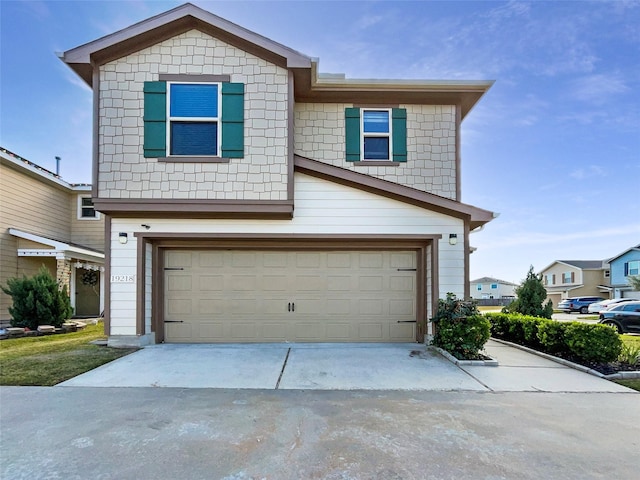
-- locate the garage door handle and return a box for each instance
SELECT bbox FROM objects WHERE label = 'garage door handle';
[397,268,417,271]
[292,302,295,312]
[288,302,291,312]
[164,267,184,271]
[164,320,184,323]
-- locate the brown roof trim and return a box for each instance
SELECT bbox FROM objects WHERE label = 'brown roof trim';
[61,3,312,86]
[93,198,294,220]
[294,155,495,229]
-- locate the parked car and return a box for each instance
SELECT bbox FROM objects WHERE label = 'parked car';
[588,298,639,314]
[557,296,605,314]
[599,301,640,334]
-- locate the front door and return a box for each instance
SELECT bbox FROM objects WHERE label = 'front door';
[75,268,100,316]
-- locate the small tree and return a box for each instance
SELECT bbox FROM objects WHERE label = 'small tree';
[1,266,73,329]
[504,266,554,319]
[629,275,640,291]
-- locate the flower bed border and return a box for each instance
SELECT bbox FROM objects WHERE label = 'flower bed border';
[431,346,499,367]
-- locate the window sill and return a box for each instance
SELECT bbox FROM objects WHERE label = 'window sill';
[351,161,400,167]
[157,156,231,163]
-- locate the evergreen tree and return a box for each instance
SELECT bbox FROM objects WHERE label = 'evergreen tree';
[2,266,73,329]
[505,266,554,318]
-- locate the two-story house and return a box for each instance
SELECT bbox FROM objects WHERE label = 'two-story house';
[60,3,495,346]
[469,277,517,302]
[540,260,610,307]
[0,147,105,324]
[608,244,640,299]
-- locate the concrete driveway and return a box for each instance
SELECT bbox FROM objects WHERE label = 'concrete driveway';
[58,341,633,393]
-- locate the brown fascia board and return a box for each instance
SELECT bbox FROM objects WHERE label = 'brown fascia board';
[292,65,493,120]
[294,155,495,229]
[92,198,294,220]
[61,2,312,87]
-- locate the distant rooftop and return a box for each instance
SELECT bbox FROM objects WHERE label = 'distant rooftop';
[470,277,518,286]
[558,260,607,269]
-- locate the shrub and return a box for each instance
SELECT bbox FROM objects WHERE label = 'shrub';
[432,294,490,359]
[521,316,544,349]
[537,320,569,356]
[1,266,73,330]
[618,344,640,366]
[564,323,622,364]
[503,266,554,318]
[486,313,511,339]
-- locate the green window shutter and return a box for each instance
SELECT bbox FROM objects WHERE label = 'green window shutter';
[143,81,166,158]
[392,108,407,162]
[221,82,244,158]
[345,107,361,162]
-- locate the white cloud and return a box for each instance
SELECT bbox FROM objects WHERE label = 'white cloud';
[571,73,630,104]
[570,165,606,180]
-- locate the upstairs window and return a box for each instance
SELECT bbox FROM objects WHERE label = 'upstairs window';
[491,283,498,289]
[168,83,220,156]
[143,78,244,160]
[345,107,407,162]
[362,110,391,160]
[78,196,99,220]
[562,272,575,284]
[626,260,639,277]
[476,284,483,291]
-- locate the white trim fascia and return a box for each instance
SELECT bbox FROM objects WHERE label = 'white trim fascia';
[1,151,72,191]
[545,284,584,293]
[9,228,104,262]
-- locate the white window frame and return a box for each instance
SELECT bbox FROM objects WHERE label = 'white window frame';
[628,260,640,277]
[476,284,482,291]
[491,283,498,289]
[166,81,222,157]
[361,108,392,161]
[77,196,100,220]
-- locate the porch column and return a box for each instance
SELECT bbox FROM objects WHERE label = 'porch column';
[56,258,71,296]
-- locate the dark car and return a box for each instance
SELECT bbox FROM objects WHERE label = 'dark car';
[557,296,605,314]
[599,301,640,334]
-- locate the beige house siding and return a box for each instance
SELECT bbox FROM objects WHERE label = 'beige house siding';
[294,103,457,200]
[0,162,71,320]
[542,263,608,305]
[98,29,289,201]
[70,193,105,251]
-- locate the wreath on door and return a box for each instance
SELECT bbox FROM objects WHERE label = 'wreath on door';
[82,270,99,286]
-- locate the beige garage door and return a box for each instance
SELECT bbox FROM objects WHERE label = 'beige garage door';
[164,250,417,343]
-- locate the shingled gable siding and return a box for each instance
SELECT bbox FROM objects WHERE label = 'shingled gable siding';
[98,29,288,201]
[294,103,457,200]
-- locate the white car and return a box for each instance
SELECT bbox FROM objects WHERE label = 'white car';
[588,298,638,314]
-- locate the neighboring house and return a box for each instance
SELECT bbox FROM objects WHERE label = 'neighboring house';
[0,147,105,324]
[60,3,495,346]
[470,277,517,300]
[540,260,610,307]
[608,244,640,299]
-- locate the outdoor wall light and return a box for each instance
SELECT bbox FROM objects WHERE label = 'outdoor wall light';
[449,234,458,245]
[119,232,128,244]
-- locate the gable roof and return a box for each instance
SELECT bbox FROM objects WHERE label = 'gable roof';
[9,228,104,261]
[539,259,607,274]
[607,244,640,263]
[470,277,517,286]
[294,155,496,229]
[60,3,493,119]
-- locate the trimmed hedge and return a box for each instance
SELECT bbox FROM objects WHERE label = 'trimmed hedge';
[485,313,622,364]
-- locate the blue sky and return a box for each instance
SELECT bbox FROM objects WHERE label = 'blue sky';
[1,0,639,284]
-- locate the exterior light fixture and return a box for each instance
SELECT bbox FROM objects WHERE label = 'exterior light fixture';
[449,234,458,245]
[119,232,128,244]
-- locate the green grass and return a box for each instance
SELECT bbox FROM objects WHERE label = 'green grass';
[0,323,137,386]
[614,379,640,391]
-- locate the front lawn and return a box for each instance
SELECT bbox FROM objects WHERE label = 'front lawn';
[0,323,137,386]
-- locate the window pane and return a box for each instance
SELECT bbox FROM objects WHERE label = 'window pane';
[363,111,389,133]
[170,84,218,117]
[81,208,96,218]
[364,137,389,160]
[171,122,217,155]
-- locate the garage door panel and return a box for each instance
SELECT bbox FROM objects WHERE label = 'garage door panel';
[198,275,224,291]
[326,323,350,339]
[390,323,416,340]
[164,250,417,343]
[358,323,384,340]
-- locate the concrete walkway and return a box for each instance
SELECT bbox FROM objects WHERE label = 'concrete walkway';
[58,340,634,392]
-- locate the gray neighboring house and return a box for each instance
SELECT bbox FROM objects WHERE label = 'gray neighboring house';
[540,260,610,308]
[470,277,517,303]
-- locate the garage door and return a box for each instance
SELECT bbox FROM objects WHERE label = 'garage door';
[164,250,417,343]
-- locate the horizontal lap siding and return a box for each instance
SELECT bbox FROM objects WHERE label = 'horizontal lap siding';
[0,164,72,320]
[109,173,464,335]
[70,194,105,251]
